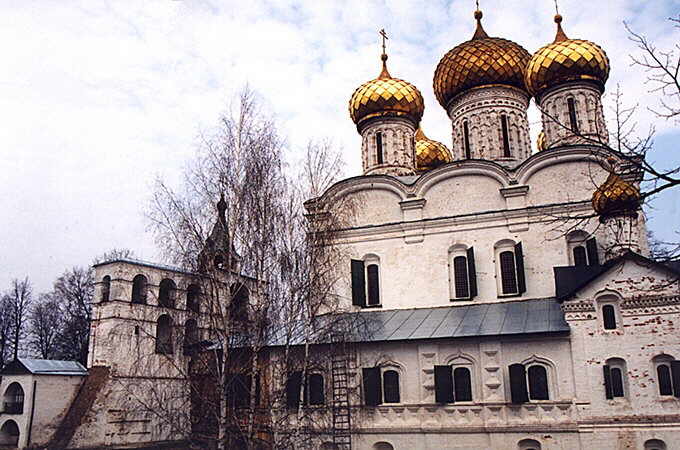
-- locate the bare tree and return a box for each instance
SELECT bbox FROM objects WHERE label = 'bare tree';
[138,87,356,449]
[51,266,93,365]
[0,295,13,369]
[27,293,63,359]
[3,277,33,361]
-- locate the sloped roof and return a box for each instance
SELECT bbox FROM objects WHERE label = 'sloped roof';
[268,297,569,346]
[1,358,87,376]
[554,251,680,301]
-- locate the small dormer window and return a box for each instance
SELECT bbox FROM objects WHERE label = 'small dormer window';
[375,132,384,164]
[567,97,579,133]
[463,121,471,159]
[501,114,511,157]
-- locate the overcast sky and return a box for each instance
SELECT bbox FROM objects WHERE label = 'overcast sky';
[1,0,679,293]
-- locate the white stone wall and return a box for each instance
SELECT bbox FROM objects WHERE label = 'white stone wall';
[361,117,417,176]
[538,83,608,148]
[448,86,532,166]
[0,373,83,448]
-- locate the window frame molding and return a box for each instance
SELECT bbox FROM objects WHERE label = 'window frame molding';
[596,293,623,333]
[443,352,477,403]
[604,357,629,400]
[378,361,404,405]
[517,355,557,402]
[494,239,525,297]
[652,354,680,399]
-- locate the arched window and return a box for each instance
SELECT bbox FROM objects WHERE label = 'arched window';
[501,114,511,157]
[362,366,401,405]
[518,438,542,450]
[0,420,20,446]
[454,367,473,401]
[567,97,579,133]
[382,370,400,403]
[375,132,384,165]
[644,439,667,450]
[527,365,549,400]
[183,319,198,356]
[603,358,627,399]
[500,251,518,294]
[366,264,380,306]
[186,284,200,313]
[3,383,24,414]
[495,241,526,296]
[509,363,550,403]
[573,246,587,266]
[230,284,249,322]
[453,256,470,298]
[158,278,176,308]
[463,120,471,159]
[654,355,680,397]
[101,275,111,302]
[373,442,394,450]
[131,274,147,304]
[307,373,325,406]
[155,314,173,355]
[602,304,617,330]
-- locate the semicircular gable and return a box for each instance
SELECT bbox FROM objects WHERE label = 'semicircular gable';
[314,175,409,206]
[517,146,612,186]
[415,161,510,197]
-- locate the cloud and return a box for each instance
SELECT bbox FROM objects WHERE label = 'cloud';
[0,0,678,291]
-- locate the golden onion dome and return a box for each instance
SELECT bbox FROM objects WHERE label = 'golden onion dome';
[433,10,531,109]
[592,172,641,217]
[415,128,452,172]
[525,15,610,98]
[536,130,547,151]
[349,54,424,130]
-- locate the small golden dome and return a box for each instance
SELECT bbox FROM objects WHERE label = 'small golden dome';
[536,130,547,151]
[415,128,452,172]
[433,10,531,109]
[592,172,641,217]
[525,15,610,98]
[349,54,424,129]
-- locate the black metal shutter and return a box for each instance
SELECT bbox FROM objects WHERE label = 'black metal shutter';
[351,259,366,307]
[514,242,526,294]
[603,365,613,399]
[509,364,529,404]
[363,367,382,406]
[586,237,600,266]
[434,365,454,403]
[467,247,478,298]
[286,371,302,408]
[671,361,680,398]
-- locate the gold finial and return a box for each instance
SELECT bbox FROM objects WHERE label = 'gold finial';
[552,2,568,43]
[472,6,488,40]
[378,28,391,79]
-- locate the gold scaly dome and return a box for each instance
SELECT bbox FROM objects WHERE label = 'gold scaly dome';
[433,10,531,109]
[349,54,424,129]
[415,128,452,172]
[525,14,610,98]
[592,172,641,217]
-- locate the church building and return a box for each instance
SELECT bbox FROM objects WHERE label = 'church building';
[18,7,680,450]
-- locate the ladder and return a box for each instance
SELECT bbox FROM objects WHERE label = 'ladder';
[331,344,352,450]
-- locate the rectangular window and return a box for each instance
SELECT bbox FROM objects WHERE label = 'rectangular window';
[463,121,471,159]
[351,259,366,307]
[500,251,518,295]
[454,367,473,401]
[434,365,454,403]
[363,367,382,406]
[453,256,470,299]
[466,247,478,298]
[501,115,511,157]
[286,371,303,408]
[514,242,526,294]
[376,132,384,164]
[509,363,529,404]
[567,98,579,133]
[366,264,380,306]
[586,237,600,266]
[671,361,680,398]
[602,305,617,330]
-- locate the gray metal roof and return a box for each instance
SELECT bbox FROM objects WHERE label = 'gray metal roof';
[13,358,87,376]
[268,298,569,346]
